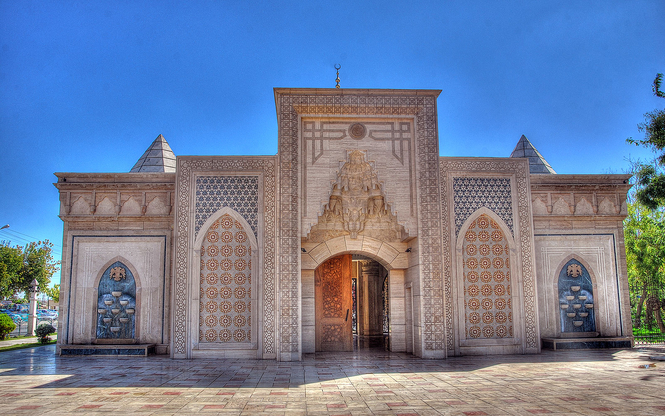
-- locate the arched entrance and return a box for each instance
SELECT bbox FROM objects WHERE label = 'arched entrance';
[301,236,407,354]
[314,254,389,352]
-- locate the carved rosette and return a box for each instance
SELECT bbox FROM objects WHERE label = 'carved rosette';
[307,150,405,242]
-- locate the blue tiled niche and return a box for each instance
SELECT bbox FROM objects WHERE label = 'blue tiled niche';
[558,259,596,333]
[96,261,136,340]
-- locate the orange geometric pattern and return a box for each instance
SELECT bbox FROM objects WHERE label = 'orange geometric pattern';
[463,214,513,339]
[199,214,252,343]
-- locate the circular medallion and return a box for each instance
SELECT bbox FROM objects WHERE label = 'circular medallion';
[349,123,367,139]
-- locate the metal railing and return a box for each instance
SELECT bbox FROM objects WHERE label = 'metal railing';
[7,316,58,338]
[630,280,665,345]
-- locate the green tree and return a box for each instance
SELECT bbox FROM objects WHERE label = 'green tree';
[624,201,665,331]
[20,241,60,294]
[43,284,60,303]
[0,240,60,300]
[628,73,665,209]
[0,245,23,300]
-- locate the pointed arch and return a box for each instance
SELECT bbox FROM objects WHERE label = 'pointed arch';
[94,257,139,341]
[93,256,142,291]
[456,207,516,251]
[194,207,258,251]
[455,207,517,345]
[553,255,597,334]
[552,254,598,288]
[194,207,259,352]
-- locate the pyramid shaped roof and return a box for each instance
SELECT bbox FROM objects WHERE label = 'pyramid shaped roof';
[130,134,176,173]
[509,135,556,174]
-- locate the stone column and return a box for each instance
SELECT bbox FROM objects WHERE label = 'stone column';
[389,269,406,352]
[358,261,385,336]
[27,279,39,337]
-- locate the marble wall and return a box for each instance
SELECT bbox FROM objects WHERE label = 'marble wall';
[54,90,634,360]
[60,235,168,347]
[54,172,174,355]
[530,174,633,341]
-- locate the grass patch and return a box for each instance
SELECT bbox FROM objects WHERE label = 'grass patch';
[633,327,664,336]
[3,334,38,341]
[0,340,56,353]
[1,332,57,341]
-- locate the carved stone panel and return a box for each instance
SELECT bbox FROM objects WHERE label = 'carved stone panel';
[199,214,253,344]
[307,150,405,242]
[301,118,418,240]
[441,158,539,354]
[462,215,513,340]
[173,157,276,359]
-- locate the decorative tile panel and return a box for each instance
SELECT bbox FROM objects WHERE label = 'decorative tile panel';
[453,177,513,236]
[440,158,539,353]
[195,176,258,239]
[96,262,136,340]
[462,215,513,340]
[199,214,253,343]
[174,157,276,358]
[558,259,596,333]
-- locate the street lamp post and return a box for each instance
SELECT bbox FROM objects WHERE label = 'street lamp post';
[27,279,39,336]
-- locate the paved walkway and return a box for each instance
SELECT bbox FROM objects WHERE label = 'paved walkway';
[0,335,57,347]
[1,345,664,415]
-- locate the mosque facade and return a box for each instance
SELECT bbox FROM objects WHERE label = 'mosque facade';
[54,88,633,360]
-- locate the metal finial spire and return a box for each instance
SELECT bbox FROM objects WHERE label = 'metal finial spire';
[334,64,341,88]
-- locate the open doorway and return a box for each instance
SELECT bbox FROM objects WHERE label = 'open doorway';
[352,255,390,350]
[314,254,389,352]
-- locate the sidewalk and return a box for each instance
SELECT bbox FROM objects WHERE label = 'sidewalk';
[0,334,57,347]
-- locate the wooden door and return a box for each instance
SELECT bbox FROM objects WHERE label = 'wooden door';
[315,254,353,351]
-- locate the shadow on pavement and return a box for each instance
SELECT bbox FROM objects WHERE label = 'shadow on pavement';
[1,343,662,390]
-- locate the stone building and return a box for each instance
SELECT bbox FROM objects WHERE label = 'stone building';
[54,88,633,360]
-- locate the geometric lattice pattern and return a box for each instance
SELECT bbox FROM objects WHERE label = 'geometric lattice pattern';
[174,156,275,358]
[441,158,539,352]
[463,214,513,340]
[199,214,252,343]
[453,177,513,236]
[195,176,258,239]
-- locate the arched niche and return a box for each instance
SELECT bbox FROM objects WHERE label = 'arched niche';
[454,207,523,353]
[193,207,259,353]
[557,258,596,333]
[95,259,138,342]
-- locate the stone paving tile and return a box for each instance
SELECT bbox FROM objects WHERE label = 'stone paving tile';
[1,345,664,415]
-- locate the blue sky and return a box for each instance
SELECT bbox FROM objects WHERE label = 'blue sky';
[1,1,663,285]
